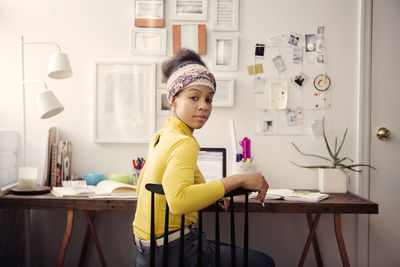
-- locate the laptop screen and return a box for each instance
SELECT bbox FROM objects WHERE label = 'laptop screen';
[197,148,226,182]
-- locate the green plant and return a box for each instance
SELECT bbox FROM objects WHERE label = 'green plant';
[290,118,376,172]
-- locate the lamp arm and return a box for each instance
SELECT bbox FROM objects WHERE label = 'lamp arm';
[22,41,61,52]
[22,80,48,91]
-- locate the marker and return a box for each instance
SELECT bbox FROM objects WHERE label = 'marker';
[261,200,265,207]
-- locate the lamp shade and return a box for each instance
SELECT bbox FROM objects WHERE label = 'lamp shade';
[48,52,72,79]
[36,90,64,119]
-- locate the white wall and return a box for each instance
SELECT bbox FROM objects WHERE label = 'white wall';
[0,0,364,266]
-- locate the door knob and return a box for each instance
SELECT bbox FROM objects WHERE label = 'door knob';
[376,127,391,141]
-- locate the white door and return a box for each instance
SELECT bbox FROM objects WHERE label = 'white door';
[369,0,400,265]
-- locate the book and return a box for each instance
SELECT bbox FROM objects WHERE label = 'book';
[43,127,58,186]
[250,189,329,203]
[51,180,137,198]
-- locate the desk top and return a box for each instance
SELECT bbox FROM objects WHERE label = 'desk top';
[0,192,378,214]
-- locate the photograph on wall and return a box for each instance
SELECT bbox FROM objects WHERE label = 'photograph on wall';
[212,35,239,71]
[293,47,303,63]
[305,34,316,52]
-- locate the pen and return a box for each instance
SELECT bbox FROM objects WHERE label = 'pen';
[261,200,265,207]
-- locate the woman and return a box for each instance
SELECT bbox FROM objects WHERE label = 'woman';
[133,49,274,267]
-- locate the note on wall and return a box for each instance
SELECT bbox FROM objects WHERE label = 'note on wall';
[269,81,288,109]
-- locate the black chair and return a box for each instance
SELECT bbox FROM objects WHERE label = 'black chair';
[145,183,251,267]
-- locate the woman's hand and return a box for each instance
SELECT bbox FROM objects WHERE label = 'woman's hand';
[218,197,230,211]
[241,173,269,201]
[221,172,269,201]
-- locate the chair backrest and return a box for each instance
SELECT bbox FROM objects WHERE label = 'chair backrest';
[145,183,250,267]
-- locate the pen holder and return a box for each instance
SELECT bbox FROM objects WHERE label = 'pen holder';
[232,161,255,175]
[129,168,138,185]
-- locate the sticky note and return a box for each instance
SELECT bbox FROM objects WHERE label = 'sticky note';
[247,64,264,75]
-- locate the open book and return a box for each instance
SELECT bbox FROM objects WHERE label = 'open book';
[51,180,137,198]
[250,189,329,203]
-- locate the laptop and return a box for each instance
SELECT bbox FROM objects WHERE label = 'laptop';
[197,148,226,182]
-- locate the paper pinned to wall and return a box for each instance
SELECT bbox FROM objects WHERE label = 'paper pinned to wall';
[269,81,288,109]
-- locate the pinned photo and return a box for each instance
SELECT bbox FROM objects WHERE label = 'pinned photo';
[272,55,287,73]
[293,47,303,63]
[262,120,273,134]
[293,72,308,88]
[288,33,300,47]
[317,51,325,63]
[286,109,297,127]
[305,34,316,52]
[255,43,265,57]
[317,26,325,35]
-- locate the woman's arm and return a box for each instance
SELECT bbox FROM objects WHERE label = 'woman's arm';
[221,173,269,201]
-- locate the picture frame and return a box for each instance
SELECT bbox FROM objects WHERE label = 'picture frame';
[213,0,239,31]
[212,34,239,71]
[131,28,167,55]
[134,0,165,27]
[93,61,156,143]
[172,24,206,55]
[156,89,171,115]
[213,78,234,107]
[172,0,208,21]
[156,63,167,88]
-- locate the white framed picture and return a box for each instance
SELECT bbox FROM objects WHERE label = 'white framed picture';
[213,78,234,107]
[213,0,239,31]
[156,63,167,88]
[131,28,167,55]
[172,0,208,21]
[93,61,156,143]
[156,89,171,115]
[212,34,239,71]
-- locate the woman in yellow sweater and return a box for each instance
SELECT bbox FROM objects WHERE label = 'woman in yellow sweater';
[133,49,274,266]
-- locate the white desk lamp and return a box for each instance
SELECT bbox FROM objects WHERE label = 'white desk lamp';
[19,34,72,187]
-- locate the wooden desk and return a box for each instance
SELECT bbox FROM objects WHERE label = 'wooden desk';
[0,192,378,267]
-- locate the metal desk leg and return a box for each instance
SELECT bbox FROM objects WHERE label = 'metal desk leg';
[306,213,324,267]
[84,210,107,267]
[299,213,321,267]
[334,214,350,267]
[57,209,74,267]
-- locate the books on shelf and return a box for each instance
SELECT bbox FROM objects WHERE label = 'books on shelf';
[51,180,137,198]
[250,189,329,203]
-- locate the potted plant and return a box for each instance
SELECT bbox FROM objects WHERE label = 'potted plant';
[290,118,375,193]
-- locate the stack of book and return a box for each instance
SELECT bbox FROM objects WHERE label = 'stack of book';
[44,127,72,187]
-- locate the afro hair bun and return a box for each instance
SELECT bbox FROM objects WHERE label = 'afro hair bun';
[161,48,207,82]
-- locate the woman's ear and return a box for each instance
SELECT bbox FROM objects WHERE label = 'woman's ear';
[170,96,177,108]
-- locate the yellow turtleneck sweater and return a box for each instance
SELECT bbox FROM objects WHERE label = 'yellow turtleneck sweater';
[133,117,225,240]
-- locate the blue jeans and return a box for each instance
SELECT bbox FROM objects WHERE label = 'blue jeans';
[135,227,275,267]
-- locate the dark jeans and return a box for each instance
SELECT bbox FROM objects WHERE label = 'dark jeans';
[135,227,275,267]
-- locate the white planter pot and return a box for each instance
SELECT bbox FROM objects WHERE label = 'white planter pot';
[318,168,349,193]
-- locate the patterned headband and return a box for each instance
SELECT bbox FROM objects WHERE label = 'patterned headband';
[166,64,216,103]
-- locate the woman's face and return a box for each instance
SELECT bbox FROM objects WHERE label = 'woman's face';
[171,85,214,133]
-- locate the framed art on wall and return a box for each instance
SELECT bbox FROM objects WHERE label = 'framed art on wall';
[135,0,165,27]
[172,0,208,21]
[213,0,239,31]
[93,61,156,143]
[213,77,234,107]
[212,34,239,71]
[172,24,206,55]
[131,28,167,55]
[156,89,171,115]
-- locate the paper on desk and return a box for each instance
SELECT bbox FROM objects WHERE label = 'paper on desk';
[250,189,329,202]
